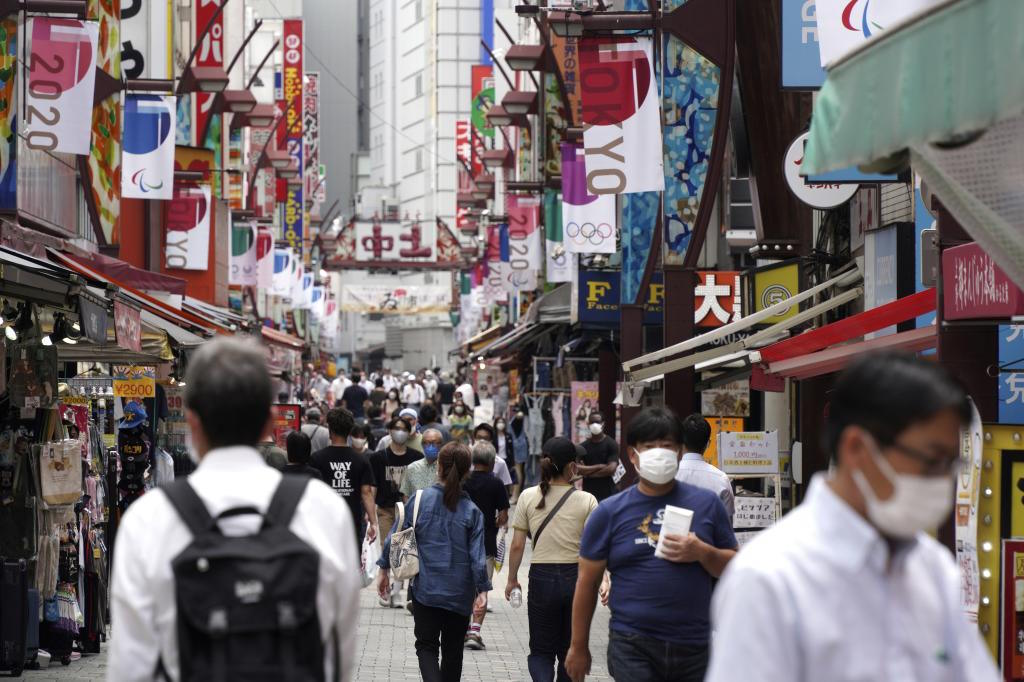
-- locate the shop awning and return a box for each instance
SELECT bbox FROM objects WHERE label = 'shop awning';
[764,326,937,381]
[184,296,245,330]
[525,284,571,325]
[622,266,863,380]
[460,325,506,357]
[0,246,80,306]
[803,0,1024,175]
[67,252,187,295]
[758,289,936,365]
[261,325,306,350]
[481,322,553,359]
[141,310,206,349]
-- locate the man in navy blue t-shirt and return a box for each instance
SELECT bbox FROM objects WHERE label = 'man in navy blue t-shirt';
[566,407,737,682]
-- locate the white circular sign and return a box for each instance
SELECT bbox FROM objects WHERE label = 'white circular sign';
[783,132,858,209]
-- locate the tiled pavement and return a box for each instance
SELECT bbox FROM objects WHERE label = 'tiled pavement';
[28,546,613,681]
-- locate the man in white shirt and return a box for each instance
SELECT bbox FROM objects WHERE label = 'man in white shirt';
[330,370,351,405]
[108,338,361,682]
[707,352,999,682]
[676,413,734,518]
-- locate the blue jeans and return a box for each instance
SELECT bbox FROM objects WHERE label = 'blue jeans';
[607,630,709,682]
[527,563,578,682]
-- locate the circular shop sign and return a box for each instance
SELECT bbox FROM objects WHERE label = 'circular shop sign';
[783,132,858,209]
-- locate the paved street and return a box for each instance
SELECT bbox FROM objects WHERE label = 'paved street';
[24,547,612,681]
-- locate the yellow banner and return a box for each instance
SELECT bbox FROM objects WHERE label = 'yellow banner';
[753,261,801,324]
[112,365,156,399]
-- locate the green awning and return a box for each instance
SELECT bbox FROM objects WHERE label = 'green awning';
[803,0,1024,175]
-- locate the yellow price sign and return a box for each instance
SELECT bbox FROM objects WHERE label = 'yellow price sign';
[112,365,156,400]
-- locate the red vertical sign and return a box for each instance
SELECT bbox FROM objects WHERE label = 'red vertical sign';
[456,120,472,230]
[282,19,304,255]
[193,0,223,147]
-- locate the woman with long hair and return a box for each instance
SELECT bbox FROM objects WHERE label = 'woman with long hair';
[505,438,598,681]
[377,443,491,682]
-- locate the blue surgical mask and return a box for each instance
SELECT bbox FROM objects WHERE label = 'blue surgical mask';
[423,444,440,461]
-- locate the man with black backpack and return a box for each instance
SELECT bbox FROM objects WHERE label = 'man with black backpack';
[108,338,361,682]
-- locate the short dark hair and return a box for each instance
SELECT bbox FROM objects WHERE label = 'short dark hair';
[388,417,412,431]
[350,423,368,438]
[626,407,684,447]
[286,431,312,465]
[184,338,273,448]
[419,403,438,424]
[826,352,971,458]
[367,405,382,420]
[681,414,712,453]
[589,411,604,423]
[326,407,355,439]
[375,378,384,388]
[474,423,495,441]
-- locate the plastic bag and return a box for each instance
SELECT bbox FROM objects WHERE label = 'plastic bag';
[360,532,381,587]
[494,528,507,573]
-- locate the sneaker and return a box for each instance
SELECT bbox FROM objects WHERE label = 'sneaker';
[486,604,494,613]
[464,633,485,650]
[405,600,414,614]
[378,596,391,608]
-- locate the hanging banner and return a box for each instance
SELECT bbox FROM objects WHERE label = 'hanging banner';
[814,0,945,67]
[272,248,293,296]
[297,272,313,310]
[782,0,826,89]
[544,189,574,283]
[193,0,223,147]
[955,398,982,621]
[561,143,616,254]
[549,32,583,127]
[0,18,16,212]
[87,0,122,245]
[283,19,304,255]
[543,73,565,178]
[621,192,659,304]
[471,64,494,141]
[256,227,274,290]
[122,94,175,199]
[570,381,600,443]
[341,284,452,314]
[120,0,172,80]
[579,36,663,195]
[24,18,99,155]
[507,195,542,273]
[354,218,437,263]
[229,220,257,286]
[303,72,320,203]
[165,184,211,270]
[113,300,141,352]
[455,120,473,230]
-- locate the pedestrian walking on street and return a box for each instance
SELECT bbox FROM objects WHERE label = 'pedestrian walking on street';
[449,401,474,444]
[284,430,323,480]
[108,338,361,682]
[419,403,452,443]
[675,414,734,518]
[301,406,331,453]
[473,423,514,492]
[311,407,379,552]
[577,412,620,502]
[567,407,737,682]
[368,416,425,607]
[376,443,492,682]
[706,353,1000,682]
[399,428,445,501]
[384,387,402,417]
[463,441,510,651]
[256,432,288,470]
[506,437,598,682]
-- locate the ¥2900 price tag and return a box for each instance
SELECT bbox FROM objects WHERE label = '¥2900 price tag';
[113,381,155,399]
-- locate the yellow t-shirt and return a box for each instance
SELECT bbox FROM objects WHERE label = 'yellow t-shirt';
[511,484,598,564]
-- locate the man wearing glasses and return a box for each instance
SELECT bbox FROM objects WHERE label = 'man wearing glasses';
[707,352,999,682]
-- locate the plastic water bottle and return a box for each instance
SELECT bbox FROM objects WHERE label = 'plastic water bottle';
[510,587,523,609]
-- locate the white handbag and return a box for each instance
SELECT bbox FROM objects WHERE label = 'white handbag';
[389,490,423,581]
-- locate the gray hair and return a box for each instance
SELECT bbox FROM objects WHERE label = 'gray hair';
[471,441,496,469]
[184,337,272,448]
[421,427,443,441]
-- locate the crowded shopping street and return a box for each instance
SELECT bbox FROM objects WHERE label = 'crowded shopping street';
[0,0,1022,680]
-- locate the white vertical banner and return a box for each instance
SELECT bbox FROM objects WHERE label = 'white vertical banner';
[165,185,212,270]
[272,248,293,296]
[579,36,664,195]
[256,227,275,291]
[24,18,99,155]
[229,221,258,286]
[562,143,616,254]
[122,95,176,199]
[546,243,576,283]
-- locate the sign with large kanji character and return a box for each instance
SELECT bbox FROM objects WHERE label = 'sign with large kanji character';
[354,219,438,263]
[695,271,742,328]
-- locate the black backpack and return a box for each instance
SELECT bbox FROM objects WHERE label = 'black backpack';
[161,476,335,682]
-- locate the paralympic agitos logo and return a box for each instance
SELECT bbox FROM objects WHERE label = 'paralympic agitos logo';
[841,0,882,38]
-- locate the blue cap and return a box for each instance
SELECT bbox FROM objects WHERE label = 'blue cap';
[119,401,148,430]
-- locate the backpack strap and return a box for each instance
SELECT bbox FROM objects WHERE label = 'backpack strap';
[162,479,216,536]
[532,487,575,548]
[263,475,311,529]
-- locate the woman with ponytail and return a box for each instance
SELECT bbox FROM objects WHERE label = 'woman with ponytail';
[505,437,599,681]
[377,442,490,682]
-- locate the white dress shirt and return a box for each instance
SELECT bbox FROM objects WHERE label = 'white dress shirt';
[492,456,513,486]
[706,475,999,682]
[108,446,361,682]
[676,452,734,518]
[330,376,352,401]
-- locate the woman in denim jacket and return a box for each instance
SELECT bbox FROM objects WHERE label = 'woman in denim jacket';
[377,442,492,682]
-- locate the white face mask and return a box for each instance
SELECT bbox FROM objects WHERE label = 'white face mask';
[635,448,679,485]
[350,438,367,451]
[589,423,604,436]
[852,444,954,540]
[391,430,409,445]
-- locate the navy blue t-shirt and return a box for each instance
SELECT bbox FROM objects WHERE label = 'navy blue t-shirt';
[579,481,737,645]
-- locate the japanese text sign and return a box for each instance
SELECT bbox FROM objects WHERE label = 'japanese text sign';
[283,19,304,254]
[733,496,778,529]
[718,430,779,475]
[695,271,742,328]
[193,0,223,146]
[943,242,1024,320]
[354,219,437,263]
[112,365,156,399]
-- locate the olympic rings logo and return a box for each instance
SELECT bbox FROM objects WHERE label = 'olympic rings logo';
[565,221,614,246]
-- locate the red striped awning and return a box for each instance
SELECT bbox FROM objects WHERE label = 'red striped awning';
[758,288,936,365]
[765,326,937,381]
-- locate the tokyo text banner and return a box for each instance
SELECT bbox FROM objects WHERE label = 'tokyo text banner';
[24,18,99,156]
[561,143,616,254]
[165,185,212,270]
[579,36,664,195]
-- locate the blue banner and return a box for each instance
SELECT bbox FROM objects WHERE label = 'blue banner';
[999,325,1024,424]
[578,270,664,327]
[622,192,660,305]
[782,0,826,89]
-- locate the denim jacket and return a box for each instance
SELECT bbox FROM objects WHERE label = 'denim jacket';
[379,484,492,616]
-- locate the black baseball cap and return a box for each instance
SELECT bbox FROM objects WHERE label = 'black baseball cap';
[542,437,586,470]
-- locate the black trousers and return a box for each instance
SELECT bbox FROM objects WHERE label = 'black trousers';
[527,563,578,682]
[412,599,471,682]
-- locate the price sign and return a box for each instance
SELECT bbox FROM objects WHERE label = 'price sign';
[733,496,778,529]
[719,430,780,475]
[112,365,156,399]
